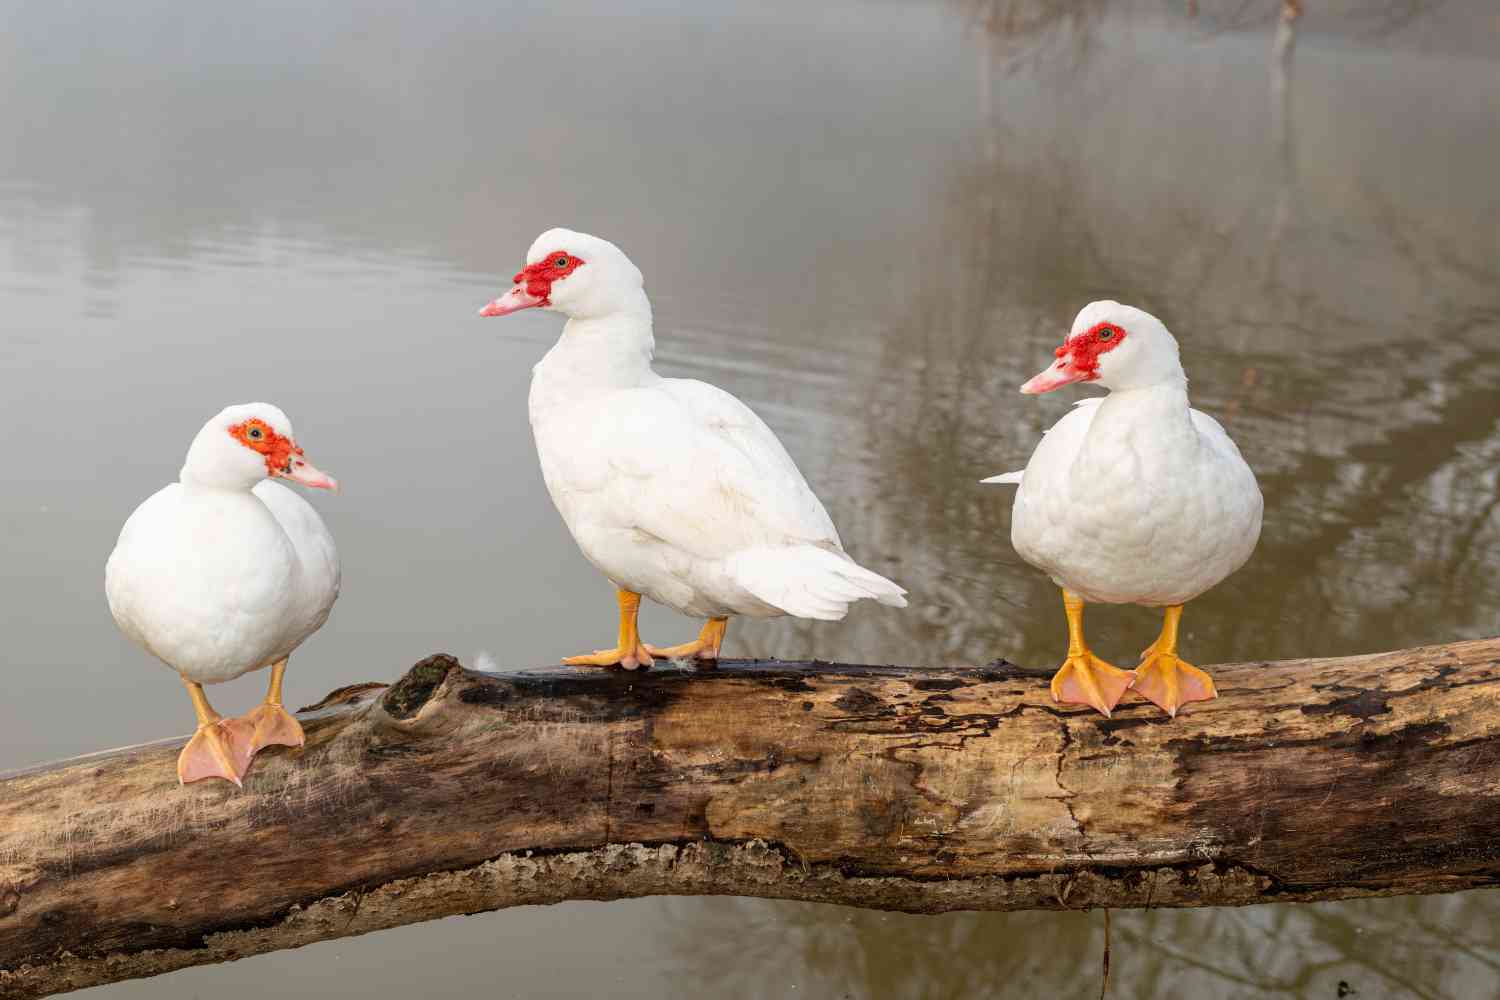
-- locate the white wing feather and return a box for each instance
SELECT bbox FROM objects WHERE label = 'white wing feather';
[982,398,1104,487]
[590,378,841,556]
[546,377,905,615]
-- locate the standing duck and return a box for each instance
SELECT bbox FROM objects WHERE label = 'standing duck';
[984,302,1262,717]
[105,403,340,784]
[479,228,906,668]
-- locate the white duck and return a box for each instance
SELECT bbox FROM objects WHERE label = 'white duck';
[480,228,907,669]
[984,302,1262,718]
[105,403,340,785]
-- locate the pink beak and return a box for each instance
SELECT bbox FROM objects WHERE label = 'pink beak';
[478,285,545,318]
[278,452,340,493]
[1020,355,1091,395]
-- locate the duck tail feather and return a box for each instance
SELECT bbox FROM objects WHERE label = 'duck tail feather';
[728,545,908,620]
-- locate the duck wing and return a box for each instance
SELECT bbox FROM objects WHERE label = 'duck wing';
[561,377,839,557]
[1187,407,1248,465]
[983,397,1103,488]
[554,377,904,616]
[253,480,341,647]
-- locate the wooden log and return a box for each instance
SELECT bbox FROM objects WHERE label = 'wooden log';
[3,637,1499,998]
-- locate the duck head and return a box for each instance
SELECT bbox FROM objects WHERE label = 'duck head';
[478,228,647,322]
[1021,301,1185,394]
[180,403,339,492]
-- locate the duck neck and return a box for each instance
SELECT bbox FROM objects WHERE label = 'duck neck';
[532,290,657,398]
[179,442,266,493]
[1095,376,1194,435]
[1105,373,1188,404]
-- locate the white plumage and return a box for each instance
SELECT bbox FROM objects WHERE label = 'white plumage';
[988,304,1261,605]
[532,368,904,621]
[483,229,904,664]
[107,405,340,683]
[106,479,337,684]
[984,301,1261,717]
[104,402,340,783]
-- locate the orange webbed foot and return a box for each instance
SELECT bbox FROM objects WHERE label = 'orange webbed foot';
[177,717,254,786]
[1051,653,1135,718]
[1131,605,1215,718]
[236,702,306,759]
[645,618,728,663]
[563,643,655,671]
[1132,652,1216,718]
[565,588,657,670]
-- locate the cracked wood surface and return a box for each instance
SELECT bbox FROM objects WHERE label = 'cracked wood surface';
[3,637,1499,998]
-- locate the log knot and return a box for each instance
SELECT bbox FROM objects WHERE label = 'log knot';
[381,654,461,720]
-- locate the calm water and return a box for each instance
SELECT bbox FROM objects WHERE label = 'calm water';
[3,0,1499,996]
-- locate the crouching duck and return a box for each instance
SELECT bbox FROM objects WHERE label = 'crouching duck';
[105,403,340,784]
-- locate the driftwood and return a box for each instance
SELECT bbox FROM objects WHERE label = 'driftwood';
[3,637,1499,998]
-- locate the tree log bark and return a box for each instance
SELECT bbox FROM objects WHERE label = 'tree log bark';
[3,637,1499,998]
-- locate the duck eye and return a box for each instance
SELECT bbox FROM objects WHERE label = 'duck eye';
[554,256,568,268]
[1099,328,1115,341]
[248,426,264,440]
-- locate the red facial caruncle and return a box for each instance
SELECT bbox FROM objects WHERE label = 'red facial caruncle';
[1020,321,1128,394]
[514,251,584,305]
[227,419,339,491]
[478,250,586,317]
[229,418,300,477]
[1062,321,1128,380]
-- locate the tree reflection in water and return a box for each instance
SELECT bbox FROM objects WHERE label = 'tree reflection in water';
[682,2,1500,997]
[657,890,1500,998]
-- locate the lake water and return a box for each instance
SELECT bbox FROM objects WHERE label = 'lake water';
[2,0,1498,996]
